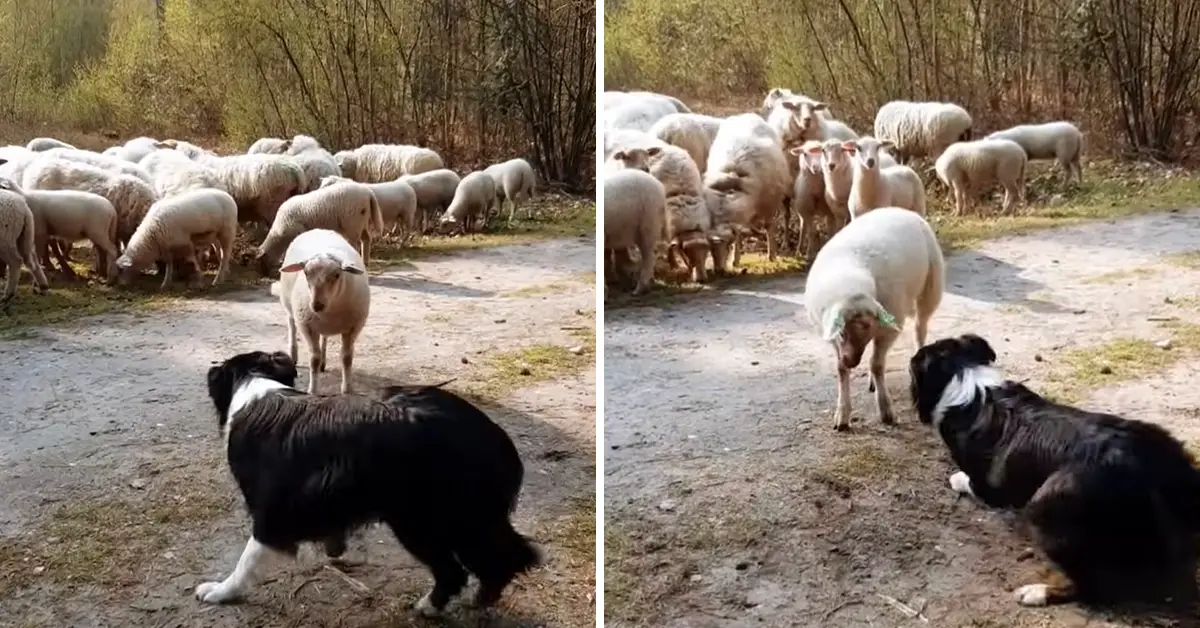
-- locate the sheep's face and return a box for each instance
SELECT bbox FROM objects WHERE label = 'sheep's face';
[280,254,365,314]
[820,141,850,174]
[835,312,877,369]
[335,153,357,178]
[844,138,895,171]
[611,147,658,173]
[678,232,710,271]
[789,141,825,175]
[0,177,20,193]
[780,98,828,139]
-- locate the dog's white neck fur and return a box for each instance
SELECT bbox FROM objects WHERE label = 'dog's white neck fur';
[225,376,291,437]
[933,365,1004,426]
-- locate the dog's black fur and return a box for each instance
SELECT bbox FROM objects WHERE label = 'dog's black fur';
[909,334,1200,605]
[206,350,541,612]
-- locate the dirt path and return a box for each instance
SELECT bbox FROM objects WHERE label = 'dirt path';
[604,209,1200,628]
[0,237,596,628]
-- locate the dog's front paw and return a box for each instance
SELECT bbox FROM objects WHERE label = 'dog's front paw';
[414,593,441,617]
[1013,583,1049,606]
[195,580,241,604]
[949,471,974,496]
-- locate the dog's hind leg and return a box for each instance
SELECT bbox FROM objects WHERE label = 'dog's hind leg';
[195,536,290,604]
[386,521,467,617]
[457,519,542,609]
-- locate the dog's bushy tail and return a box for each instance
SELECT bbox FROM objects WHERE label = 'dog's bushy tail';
[459,518,543,581]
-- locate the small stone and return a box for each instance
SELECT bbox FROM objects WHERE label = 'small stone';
[690,574,703,583]
[163,551,176,559]
[519,367,532,376]
[1099,365,1113,375]
[1165,296,1175,304]
[1156,339,1173,350]
[658,499,677,512]
[750,361,759,366]
[130,478,147,490]
[32,566,44,574]
[461,356,469,364]
[494,318,507,324]
[568,346,584,355]
[1033,354,1043,362]
[735,560,751,571]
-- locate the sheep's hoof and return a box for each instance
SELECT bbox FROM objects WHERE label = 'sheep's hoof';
[833,422,850,432]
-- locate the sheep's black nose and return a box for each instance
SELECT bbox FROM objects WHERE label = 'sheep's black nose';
[312,301,326,312]
[866,158,876,168]
[827,164,836,171]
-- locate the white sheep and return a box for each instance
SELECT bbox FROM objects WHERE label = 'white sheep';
[114,188,238,289]
[647,113,723,171]
[604,129,670,164]
[704,113,791,268]
[256,179,384,270]
[843,137,927,220]
[985,122,1084,185]
[41,147,154,184]
[319,175,417,243]
[138,149,226,198]
[935,138,1028,216]
[605,92,691,133]
[155,139,218,161]
[26,138,76,152]
[270,228,370,395]
[247,137,289,154]
[0,178,119,281]
[788,141,836,259]
[206,154,307,226]
[0,188,49,307]
[440,171,496,234]
[335,144,444,182]
[804,206,944,430]
[604,168,666,295]
[873,100,973,163]
[766,92,858,148]
[398,168,461,231]
[604,90,690,114]
[484,158,536,223]
[108,137,161,164]
[276,135,341,193]
[21,158,159,248]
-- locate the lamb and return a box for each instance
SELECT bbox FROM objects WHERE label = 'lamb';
[26,138,76,152]
[647,113,724,171]
[789,141,837,260]
[843,137,927,220]
[484,158,537,223]
[247,137,289,154]
[604,169,666,295]
[0,188,49,307]
[605,92,691,133]
[206,154,307,226]
[319,176,418,243]
[873,100,973,163]
[604,128,669,162]
[803,206,944,431]
[439,171,496,234]
[114,188,238,289]
[0,178,119,281]
[703,113,791,268]
[985,121,1084,184]
[398,169,461,230]
[934,138,1028,216]
[21,158,159,248]
[269,228,370,394]
[335,144,444,182]
[139,149,226,198]
[256,179,384,271]
[41,147,154,184]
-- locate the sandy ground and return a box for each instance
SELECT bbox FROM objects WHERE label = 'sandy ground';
[604,209,1200,628]
[0,237,596,628]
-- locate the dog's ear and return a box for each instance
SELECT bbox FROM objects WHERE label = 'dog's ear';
[959,334,997,365]
[268,351,299,385]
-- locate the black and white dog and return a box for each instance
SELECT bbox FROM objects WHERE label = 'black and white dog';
[198,350,542,616]
[909,333,1200,607]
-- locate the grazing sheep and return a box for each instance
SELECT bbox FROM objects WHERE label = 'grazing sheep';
[604,169,666,295]
[155,139,218,161]
[804,207,944,430]
[484,158,537,223]
[139,149,226,198]
[277,135,341,193]
[440,171,496,234]
[319,176,418,243]
[247,137,289,154]
[26,138,76,152]
[0,178,118,281]
[843,137,927,219]
[874,100,973,163]
[206,154,306,226]
[335,144,444,182]
[270,228,371,395]
[935,139,1028,216]
[256,180,384,271]
[114,188,238,289]
[41,147,153,184]
[604,90,690,114]
[0,188,50,307]
[648,113,723,171]
[21,158,158,248]
[704,113,791,268]
[399,169,461,230]
[605,92,691,133]
[985,122,1084,185]
[789,141,836,259]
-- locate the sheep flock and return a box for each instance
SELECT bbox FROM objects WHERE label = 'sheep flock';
[0,134,539,309]
[602,88,1085,295]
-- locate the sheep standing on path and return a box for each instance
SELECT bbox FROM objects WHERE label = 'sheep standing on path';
[484,158,537,224]
[604,169,666,295]
[440,171,496,234]
[873,101,973,163]
[789,141,836,260]
[935,139,1028,216]
[271,228,370,395]
[0,187,50,307]
[0,178,120,282]
[804,207,944,431]
[985,121,1084,185]
[843,137,927,220]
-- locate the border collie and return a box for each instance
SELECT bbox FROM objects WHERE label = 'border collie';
[198,350,542,616]
[909,333,1200,607]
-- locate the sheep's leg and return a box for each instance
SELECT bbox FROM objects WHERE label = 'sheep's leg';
[317,335,328,373]
[20,246,49,295]
[731,232,743,268]
[0,250,20,306]
[36,236,54,273]
[632,241,655,296]
[286,315,298,363]
[339,326,363,394]
[833,358,853,431]
[870,332,900,425]
[213,237,232,285]
[507,197,517,225]
[666,243,681,269]
[765,220,778,262]
[361,233,372,268]
[159,261,175,291]
[299,325,322,394]
[798,215,811,260]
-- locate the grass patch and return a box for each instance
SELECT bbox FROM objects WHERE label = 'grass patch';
[816,439,909,487]
[505,495,597,626]
[1041,320,1200,403]
[0,477,227,596]
[605,252,806,311]
[1164,249,1200,269]
[467,327,595,398]
[1082,266,1159,285]
[504,282,575,298]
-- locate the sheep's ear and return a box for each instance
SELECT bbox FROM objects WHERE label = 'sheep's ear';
[646,147,662,157]
[812,101,829,111]
[0,158,7,166]
[116,256,133,268]
[841,141,857,154]
[780,100,798,111]
[612,150,627,161]
[820,306,845,342]
[788,145,806,156]
[880,140,895,151]
[874,306,901,331]
[279,262,306,273]
[341,262,366,275]
[767,88,783,99]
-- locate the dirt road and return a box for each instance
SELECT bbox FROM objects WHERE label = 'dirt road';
[0,237,597,628]
[604,209,1200,628]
